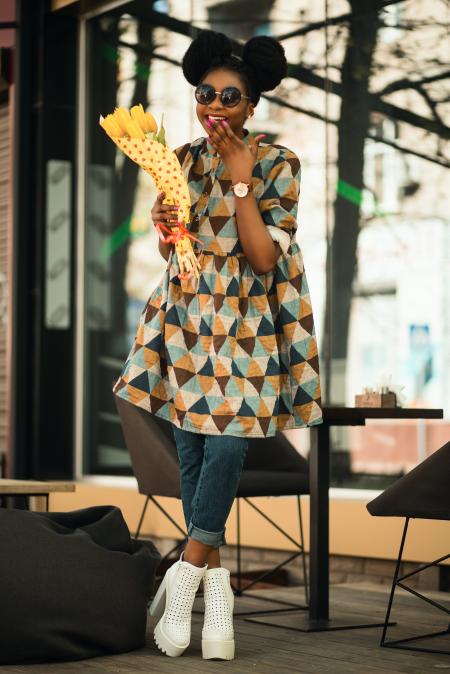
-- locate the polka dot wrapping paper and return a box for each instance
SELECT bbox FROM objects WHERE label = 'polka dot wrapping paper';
[99,106,203,281]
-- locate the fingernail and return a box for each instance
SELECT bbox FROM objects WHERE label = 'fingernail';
[221,120,228,126]
[206,120,212,128]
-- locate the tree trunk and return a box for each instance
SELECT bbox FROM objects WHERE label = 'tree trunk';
[323,0,380,400]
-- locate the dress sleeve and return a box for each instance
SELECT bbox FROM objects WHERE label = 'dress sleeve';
[174,142,191,166]
[258,150,301,255]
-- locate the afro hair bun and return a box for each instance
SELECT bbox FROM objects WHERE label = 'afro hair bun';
[242,36,287,92]
[182,31,287,97]
[182,30,233,86]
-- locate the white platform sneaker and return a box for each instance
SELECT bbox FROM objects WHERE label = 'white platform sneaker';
[202,567,235,660]
[149,553,207,657]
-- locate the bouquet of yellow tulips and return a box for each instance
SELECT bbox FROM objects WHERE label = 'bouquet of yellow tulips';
[99,104,203,281]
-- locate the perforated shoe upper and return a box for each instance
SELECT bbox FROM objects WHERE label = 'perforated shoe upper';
[202,567,234,641]
[162,557,206,646]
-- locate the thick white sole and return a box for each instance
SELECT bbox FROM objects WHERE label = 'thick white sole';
[154,620,189,657]
[202,638,235,660]
[149,566,190,657]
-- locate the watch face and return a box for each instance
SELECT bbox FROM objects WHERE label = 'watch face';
[234,182,249,197]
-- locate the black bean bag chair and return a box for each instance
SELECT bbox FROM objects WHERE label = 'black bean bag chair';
[0,505,160,665]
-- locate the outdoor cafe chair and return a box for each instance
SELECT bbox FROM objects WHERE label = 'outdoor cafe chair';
[367,440,450,655]
[115,395,310,617]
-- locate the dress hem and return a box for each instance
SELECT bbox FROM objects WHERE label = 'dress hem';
[116,390,323,438]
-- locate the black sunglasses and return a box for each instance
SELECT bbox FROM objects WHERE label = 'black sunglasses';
[195,84,251,108]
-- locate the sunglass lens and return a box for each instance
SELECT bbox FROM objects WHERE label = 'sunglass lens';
[195,84,215,105]
[221,87,241,107]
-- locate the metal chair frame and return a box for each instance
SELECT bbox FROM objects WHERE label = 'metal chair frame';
[135,495,187,574]
[381,517,450,656]
[135,492,309,616]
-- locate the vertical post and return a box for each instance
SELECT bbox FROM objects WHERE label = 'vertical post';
[11,2,77,479]
[10,0,35,478]
[309,422,330,622]
[380,517,409,646]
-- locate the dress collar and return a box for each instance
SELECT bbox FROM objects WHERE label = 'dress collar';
[205,127,251,156]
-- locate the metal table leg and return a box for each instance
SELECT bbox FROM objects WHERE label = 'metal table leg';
[245,422,395,632]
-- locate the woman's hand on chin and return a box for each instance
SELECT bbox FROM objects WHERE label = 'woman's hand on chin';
[206,119,265,182]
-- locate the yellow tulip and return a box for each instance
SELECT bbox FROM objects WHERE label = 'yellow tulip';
[124,117,146,140]
[143,111,157,133]
[130,104,146,131]
[100,114,123,138]
[113,107,133,135]
[130,104,158,135]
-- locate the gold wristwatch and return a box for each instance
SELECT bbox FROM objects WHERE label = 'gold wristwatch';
[231,181,253,198]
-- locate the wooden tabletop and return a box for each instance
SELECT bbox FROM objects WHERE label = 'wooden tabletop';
[0,480,76,495]
[321,406,444,426]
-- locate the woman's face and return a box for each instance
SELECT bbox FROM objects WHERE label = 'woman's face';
[196,68,254,139]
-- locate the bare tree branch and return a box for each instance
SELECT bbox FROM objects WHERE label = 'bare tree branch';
[288,63,450,138]
[377,69,450,95]
[272,0,406,42]
[116,4,450,140]
[416,83,445,125]
[263,93,449,167]
[377,18,450,30]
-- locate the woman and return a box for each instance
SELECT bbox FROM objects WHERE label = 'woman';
[113,29,323,660]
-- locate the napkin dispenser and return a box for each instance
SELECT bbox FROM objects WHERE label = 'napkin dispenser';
[355,388,397,408]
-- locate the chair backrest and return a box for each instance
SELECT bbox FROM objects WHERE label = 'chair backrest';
[367,441,450,521]
[116,395,309,498]
[115,396,181,498]
[245,434,309,474]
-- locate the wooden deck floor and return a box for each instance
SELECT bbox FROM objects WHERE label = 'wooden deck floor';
[4,582,449,673]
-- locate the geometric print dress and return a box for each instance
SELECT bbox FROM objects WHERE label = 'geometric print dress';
[113,132,323,437]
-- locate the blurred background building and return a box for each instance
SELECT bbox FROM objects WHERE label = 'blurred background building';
[0,0,449,577]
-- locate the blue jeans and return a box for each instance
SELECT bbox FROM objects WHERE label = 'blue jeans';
[171,426,248,548]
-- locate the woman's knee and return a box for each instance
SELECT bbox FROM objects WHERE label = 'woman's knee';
[205,435,248,466]
[208,433,247,448]
[172,426,205,466]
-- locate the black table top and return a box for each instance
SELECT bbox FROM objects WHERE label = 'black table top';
[320,406,444,426]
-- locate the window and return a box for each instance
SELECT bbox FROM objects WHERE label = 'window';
[80,1,448,484]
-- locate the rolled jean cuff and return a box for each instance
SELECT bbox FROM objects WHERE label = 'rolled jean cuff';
[188,521,226,548]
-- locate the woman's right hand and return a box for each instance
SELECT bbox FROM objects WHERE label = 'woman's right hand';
[151,191,180,230]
